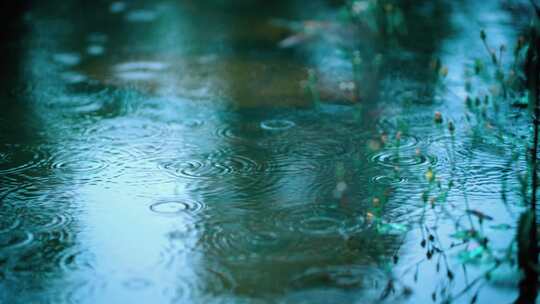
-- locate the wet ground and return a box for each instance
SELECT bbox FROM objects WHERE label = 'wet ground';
[0,0,534,303]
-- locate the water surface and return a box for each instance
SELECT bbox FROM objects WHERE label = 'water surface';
[0,1,531,303]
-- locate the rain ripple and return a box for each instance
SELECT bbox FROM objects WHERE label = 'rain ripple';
[290,265,386,290]
[273,206,355,237]
[83,117,169,143]
[0,231,34,253]
[260,119,296,131]
[159,149,270,180]
[197,219,298,261]
[149,198,205,216]
[458,164,516,200]
[370,149,436,170]
[57,248,96,273]
[0,211,20,234]
[48,147,125,184]
[370,175,407,185]
[0,144,48,175]
[22,211,73,233]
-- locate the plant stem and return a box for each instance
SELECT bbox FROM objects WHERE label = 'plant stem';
[516,8,539,302]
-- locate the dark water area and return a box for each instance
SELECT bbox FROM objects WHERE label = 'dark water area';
[0,0,536,303]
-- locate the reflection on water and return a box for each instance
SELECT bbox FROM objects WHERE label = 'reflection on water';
[0,0,530,303]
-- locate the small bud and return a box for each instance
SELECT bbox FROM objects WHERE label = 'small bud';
[366,212,374,221]
[425,167,434,182]
[448,121,455,133]
[480,29,486,41]
[372,197,380,207]
[471,293,478,304]
[381,133,388,144]
[491,52,497,64]
[434,111,443,123]
[516,36,525,50]
[430,58,441,71]
[475,97,481,107]
[395,131,402,140]
[465,80,472,92]
[439,66,448,77]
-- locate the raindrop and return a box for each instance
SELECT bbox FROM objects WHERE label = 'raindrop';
[260,119,295,131]
[87,45,105,56]
[83,117,168,142]
[60,71,88,84]
[159,151,268,180]
[370,150,436,168]
[371,175,407,185]
[125,10,159,23]
[110,1,127,13]
[115,61,168,72]
[149,199,205,216]
[53,53,81,66]
[87,32,108,44]
[52,158,109,174]
[115,71,157,81]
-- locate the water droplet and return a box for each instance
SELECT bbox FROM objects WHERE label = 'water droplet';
[260,119,295,131]
[159,150,268,180]
[371,175,407,185]
[87,45,105,56]
[115,61,168,72]
[53,53,81,66]
[110,2,126,13]
[149,199,204,216]
[370,150,436,169]
[125,10,158,22]
[60,71,88,84]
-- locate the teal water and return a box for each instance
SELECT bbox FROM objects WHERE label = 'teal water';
[0,1,533,303]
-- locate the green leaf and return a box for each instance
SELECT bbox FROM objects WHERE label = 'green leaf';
[490,224,512,230]
[458,246,485,264]
[450,229,478,241]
